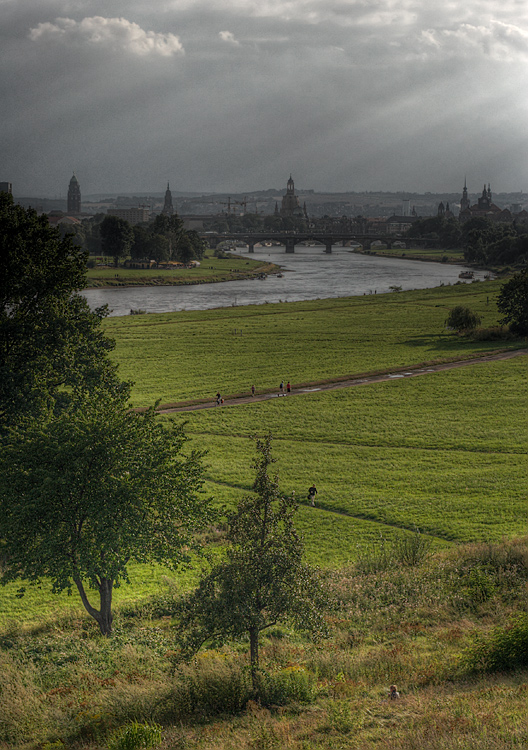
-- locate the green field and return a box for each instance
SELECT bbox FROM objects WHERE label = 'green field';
[2,279,525,626]
[86,255,276,287]
[104,278,515,407]
[2,280,528,749]
[179,355,527,560]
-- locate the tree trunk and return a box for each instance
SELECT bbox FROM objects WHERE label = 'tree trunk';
[74,576,114,636]
[249,625,259,693]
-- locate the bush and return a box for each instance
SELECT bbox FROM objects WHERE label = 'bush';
[255,666,317,706]
[445,305,482,332]
[159,656,252,720]
[462,615,528,673]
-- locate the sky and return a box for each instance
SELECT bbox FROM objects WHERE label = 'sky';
[3,0,528,197]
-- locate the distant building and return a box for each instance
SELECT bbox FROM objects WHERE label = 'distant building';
[0,182,12,194]
[107,206,150,225]
[458,183,522,224]
[67,174,81,214]
[280,175,304,218]
[162,183,174,216]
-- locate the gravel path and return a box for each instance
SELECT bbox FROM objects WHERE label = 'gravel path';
[158,348,527,414]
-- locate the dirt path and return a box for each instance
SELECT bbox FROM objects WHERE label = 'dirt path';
[158,349,527,414]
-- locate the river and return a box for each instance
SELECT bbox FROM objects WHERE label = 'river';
[82,247,488,317]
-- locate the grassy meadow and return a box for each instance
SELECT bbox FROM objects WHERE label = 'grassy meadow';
[86,255,277,287]
[104,278,516,407]
[1,278,527,749]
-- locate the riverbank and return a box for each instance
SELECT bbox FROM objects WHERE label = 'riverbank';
[85,256,280,288]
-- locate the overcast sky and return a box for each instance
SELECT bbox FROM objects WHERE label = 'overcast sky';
[3,0,528,197]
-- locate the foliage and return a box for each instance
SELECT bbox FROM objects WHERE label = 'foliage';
[446,305,482,331]
[175,434,328,689]
[461,615,528,673]
[0,192,124,436]
[405,216,462,248]
[459,217,528,265]
[107,721,162,750]
[497,268,528,335]
[0,394,210,635]
[129,214,205,265]
[100,215,134,266]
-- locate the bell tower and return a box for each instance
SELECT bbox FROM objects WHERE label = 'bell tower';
[162,182,174,216]
[67,173,81,214]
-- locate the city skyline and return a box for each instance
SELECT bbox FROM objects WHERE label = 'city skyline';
[3,0,528,196]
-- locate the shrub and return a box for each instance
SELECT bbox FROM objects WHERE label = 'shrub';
[471,326,514,341]
[393,526,432,567]
[159,656,252,720]
[107,721,162,750]
[445,305,482,331]
[256,666,318,706]
[461,615,528,673]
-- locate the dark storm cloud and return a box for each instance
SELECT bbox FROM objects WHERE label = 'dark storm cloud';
[2,0,528,195]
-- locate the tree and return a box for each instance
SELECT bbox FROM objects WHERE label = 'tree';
[446,305,482,332]
[0,394,210,635]
[0,193,124,435]
[175,435,328,691]
[497,268,528,335]
[99,215,134,266]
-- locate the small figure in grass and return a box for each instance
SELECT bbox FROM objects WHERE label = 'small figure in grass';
[251,385,255,397]
[308,484,318,506]
[280,380,284,395]
[389,685,400,700]
[287,381,291,393]
[216,392,221,405]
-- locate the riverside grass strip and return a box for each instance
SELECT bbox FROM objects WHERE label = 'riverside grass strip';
[85,255,276,287]
[104,279,517,408]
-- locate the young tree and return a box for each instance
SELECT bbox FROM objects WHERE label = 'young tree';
[497,268,528,335]
[100,215,134,266]
[175,435,328,691]
[0,394,210,635]
[0,193,124,435]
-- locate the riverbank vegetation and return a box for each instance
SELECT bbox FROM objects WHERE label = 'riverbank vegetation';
[85,255,279,288]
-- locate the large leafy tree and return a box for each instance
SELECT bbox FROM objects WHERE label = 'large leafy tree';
[99,215,134,266]
[175,435,328,691]
[0,193,124,435]
[497,268,528,335]
[0,394,210,635]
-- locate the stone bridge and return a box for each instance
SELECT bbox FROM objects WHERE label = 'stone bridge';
[200,231,437,253]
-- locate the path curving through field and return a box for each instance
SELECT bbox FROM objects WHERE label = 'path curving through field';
[158,348,527,414]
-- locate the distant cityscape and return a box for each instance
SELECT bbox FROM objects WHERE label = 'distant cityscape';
[3,175,528,234]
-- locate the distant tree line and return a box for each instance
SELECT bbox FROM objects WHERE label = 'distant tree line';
[406,215,528,265]
[71,212,206,267]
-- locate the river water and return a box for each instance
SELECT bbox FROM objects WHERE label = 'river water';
[82,247,487,317]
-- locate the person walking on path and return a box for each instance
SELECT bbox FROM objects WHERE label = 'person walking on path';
[251,384,255,397]
[280,380,284,395]
[308,484,318,506]
[216,392,222,405]
[287,381,291,393]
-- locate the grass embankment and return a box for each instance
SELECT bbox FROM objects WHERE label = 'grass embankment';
[354,246,467,263]
[1,281,527,748]
[85,255,278,288]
